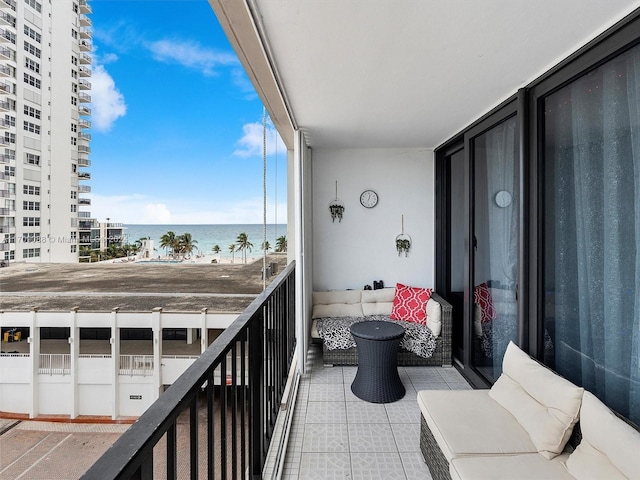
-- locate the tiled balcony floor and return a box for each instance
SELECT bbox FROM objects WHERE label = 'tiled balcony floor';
[281,344,472,479]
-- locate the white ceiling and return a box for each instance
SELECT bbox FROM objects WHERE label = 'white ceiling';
[214,1,640,150]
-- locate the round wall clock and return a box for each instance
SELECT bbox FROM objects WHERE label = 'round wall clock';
[495,190,512,208]
[360,189,379,208]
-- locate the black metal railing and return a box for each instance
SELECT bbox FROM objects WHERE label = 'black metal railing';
[82,261,296,479]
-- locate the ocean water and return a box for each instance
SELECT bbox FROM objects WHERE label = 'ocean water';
[123,224,287,259]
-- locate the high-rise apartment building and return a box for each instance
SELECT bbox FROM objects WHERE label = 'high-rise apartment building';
[0,0,92,263]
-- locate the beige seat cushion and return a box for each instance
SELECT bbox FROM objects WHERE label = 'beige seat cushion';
[417,390,537,462]
[426,298,442,337]
[489,341,583,459]
[361,287,395,316]
[449,453,574,480]
[566,391,640,479]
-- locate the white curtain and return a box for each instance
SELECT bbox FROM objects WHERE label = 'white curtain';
[549,46,640,423]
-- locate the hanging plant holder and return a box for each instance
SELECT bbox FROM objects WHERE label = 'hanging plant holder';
[329,181,345,222]
[395,215,412,257]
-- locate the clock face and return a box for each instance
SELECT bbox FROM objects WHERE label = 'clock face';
[360,190,378,208]
[495,190,512,208]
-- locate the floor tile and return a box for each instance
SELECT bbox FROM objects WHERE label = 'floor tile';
[346,401,388,423]
[347,423,397,452]
[400,452,434,480]
[391,422,421,452]
[302,423,349,452]
[350,452,406,480]
[298,452,352,479]
[308,382,346,402]
[305,401,347,423]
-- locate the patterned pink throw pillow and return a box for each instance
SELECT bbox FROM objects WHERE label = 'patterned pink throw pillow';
[474,282,497,323]
[390,283,432,324]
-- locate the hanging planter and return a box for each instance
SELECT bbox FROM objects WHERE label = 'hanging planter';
[329,180,345,222]
[395,215,412,257]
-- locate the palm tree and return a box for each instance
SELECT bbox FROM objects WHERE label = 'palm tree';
[177,233,198,258]
[261,240,271,252]
[236,232,253,264]
[228,243,236,263]
[212,244,221,262]
[160,231,176,258]
[275,235,287,252]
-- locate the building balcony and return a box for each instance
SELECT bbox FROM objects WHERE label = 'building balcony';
[0,117,8,128]
[79,14,91,27]
[78,211,92,219]
[78,92,91,103]
[0,47,11,59]
[0,207,9,215]
[0,12,14,28]
[80,27,92,39]
[79,39,92,52]
[0,80,10,93]
[78,197,91,206]
[79,52,91,65]
[79,0,92,14]
[0,65,11,77]
[0,0,16,11]
[78,221,93,231]
[78,145,91,154]
[79,66,91,77]
[0,188,8,197]
[0,137,7,146]
[79,79,91,90]
[77,171,90,180]
[78,185,91,193]
[0,153,9,163]
[78,105,91,116]
[0,28,11,42]
[78,118,91,129]
[0,100,9,111]
[77,157,90,167]
[78,132,91,142]
[0,224,12,233]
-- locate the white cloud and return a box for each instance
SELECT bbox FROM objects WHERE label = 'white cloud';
[233,122,286,158]
[146,39,238,76]
[90,64,127,132]
[89,193,286,225]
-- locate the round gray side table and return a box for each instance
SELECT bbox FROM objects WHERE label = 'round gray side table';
[350,320,406,403]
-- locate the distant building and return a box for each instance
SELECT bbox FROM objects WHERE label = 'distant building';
[90,220,126,252]
[0,0,93,263]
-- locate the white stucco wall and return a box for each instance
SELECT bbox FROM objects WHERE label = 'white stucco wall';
[312,148,435,291]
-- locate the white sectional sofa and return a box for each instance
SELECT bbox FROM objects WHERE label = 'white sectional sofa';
[418,341,640,480]
[311,287,453,366]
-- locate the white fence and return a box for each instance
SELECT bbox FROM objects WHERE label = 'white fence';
[119,355,154,377]
[39,354,71,375]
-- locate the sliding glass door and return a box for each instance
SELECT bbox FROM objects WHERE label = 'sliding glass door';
[542,43,640,423]
[470,116,519,383]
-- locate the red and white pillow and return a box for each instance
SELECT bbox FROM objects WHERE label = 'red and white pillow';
[473,282,496,323]
[390,283,432,324]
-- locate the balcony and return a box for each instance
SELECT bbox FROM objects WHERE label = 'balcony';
[0,48,10,60]
[79,78,91,90]
[78,185,91,193]
[79,66,91,77]
[78,145,91,154]
[0,207,9,215]
[0,65,11,77]
[0,117,8,128]
[77,157,90,167]
[79,52,91,65]
[79,39,92,52]
[0,153,9,163]
[78,118,91,129]
[78,92,91,103]
[77,171,90,180]
[0,100,9,111]
[0,189,8,197]
[0,11,14,27]
[78,211,92,219]
[78,105,91,116]
[78,197,91,206]
[0,0,16,11]
[79,234,91,244]
[79,14,91,27]
[78,132,91,142]
[0,28,12,42]
[0,80,10,93]
[80,27,92,39]
[79,0,91,14]
[0,136,7,146]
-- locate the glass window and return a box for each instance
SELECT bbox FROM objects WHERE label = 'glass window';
[543,44,640,423]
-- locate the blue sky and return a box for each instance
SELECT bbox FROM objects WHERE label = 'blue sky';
[87,0,286,224]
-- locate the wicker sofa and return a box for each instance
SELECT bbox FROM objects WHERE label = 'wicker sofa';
[311,287,452,367]
[418,341,640,480]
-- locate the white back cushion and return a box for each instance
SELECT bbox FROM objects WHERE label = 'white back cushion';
[566,391,640,479]
[312,303,364,319]
[489,341,584,459]
[426,298,442,337]
[313,289,361,305]
[361,287,394,315]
